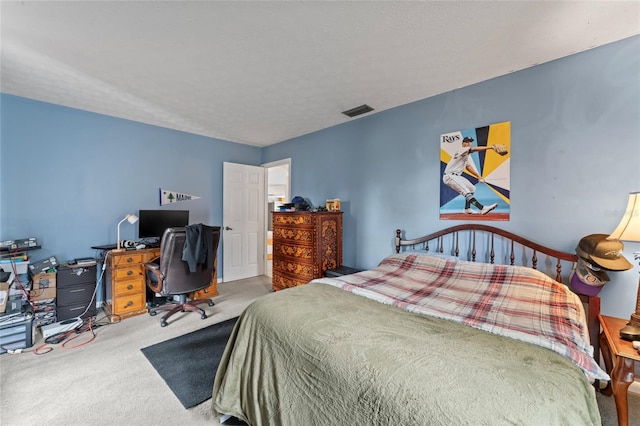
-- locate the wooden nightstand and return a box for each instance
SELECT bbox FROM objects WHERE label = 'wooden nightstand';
[598,314,640,426]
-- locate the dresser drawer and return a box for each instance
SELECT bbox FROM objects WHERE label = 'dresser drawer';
[113,265,143,281]
[273,242,314,260]
[112,293,146,315]
[273,213,314,227]
[272,273,309,290]
[273,258,316,282]
[110,252,144,267]
[272,227,314,243]
[113,277,145,296]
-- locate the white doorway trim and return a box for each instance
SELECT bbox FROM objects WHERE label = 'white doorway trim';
[262,158,291,278]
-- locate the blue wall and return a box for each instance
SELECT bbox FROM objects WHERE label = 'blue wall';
[1,36,639,318]
[264,36,640,319]
[0,95,261,260]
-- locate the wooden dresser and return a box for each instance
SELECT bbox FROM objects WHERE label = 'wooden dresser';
[104,248,159,321]
[272,211,343,291]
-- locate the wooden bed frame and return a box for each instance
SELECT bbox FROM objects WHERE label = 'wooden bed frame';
[394,224,601,365]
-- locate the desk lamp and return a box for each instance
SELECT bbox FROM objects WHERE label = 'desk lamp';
[608,192,640,341]
[116,213,139,251]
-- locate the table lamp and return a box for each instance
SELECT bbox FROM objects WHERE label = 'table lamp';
[116,213,139,251]
[608,192,640,341]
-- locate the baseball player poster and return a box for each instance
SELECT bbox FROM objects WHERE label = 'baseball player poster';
[440,121,510,221]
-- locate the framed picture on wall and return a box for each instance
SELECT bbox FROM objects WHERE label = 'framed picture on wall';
[439,121,511,221]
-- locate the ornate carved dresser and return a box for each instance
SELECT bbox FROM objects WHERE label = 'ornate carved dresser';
[272,211,343,291]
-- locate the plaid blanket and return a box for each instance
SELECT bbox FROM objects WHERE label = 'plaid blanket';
[315,253,609,381]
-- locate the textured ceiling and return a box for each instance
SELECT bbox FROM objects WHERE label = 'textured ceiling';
[1,1,639,147]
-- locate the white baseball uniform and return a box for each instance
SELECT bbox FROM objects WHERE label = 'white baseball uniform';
[442,146,479,197]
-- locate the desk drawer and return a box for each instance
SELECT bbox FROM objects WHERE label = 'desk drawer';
[113,266,143,280]
[111,252,144,267]
[112,293,146,315]
[113,277,145,296]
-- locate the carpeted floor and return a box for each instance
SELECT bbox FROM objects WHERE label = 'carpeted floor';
[0,276,272,426]
[0,275,638,425]
[597,388,640,426]
[141,317,238,408]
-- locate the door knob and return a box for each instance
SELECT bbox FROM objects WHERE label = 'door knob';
[224,226,233,231]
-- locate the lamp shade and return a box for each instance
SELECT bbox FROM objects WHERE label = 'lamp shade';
[609,191,640,341]
[126,214,139,224]
[116,213,139,250]
[608,192,640,242]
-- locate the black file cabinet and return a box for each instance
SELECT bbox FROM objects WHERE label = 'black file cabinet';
[56,264,97,321]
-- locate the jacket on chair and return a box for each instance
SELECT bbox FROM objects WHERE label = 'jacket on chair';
[182,223,215,272]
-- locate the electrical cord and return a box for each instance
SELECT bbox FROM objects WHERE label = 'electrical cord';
[71,261,105,320]
[8,256,34,309]
[4,250,131,355]
[33,316,105,355]
[22,251,118,355]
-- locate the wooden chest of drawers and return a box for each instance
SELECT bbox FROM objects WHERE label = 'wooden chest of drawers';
[272,211,342,291]
[104,248,159,321]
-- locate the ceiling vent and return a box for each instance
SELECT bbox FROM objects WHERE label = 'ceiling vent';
[342,104,374,118]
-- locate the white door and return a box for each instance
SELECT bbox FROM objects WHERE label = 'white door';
[223,162,265,282]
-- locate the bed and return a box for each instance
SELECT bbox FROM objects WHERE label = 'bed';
[212,225,608,425]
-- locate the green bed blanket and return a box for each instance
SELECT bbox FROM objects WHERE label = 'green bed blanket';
[212,283,600,426]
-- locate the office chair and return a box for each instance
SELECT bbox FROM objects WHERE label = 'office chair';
[144,224,221,327]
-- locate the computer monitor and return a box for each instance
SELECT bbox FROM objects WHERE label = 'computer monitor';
[138,210,189,239]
